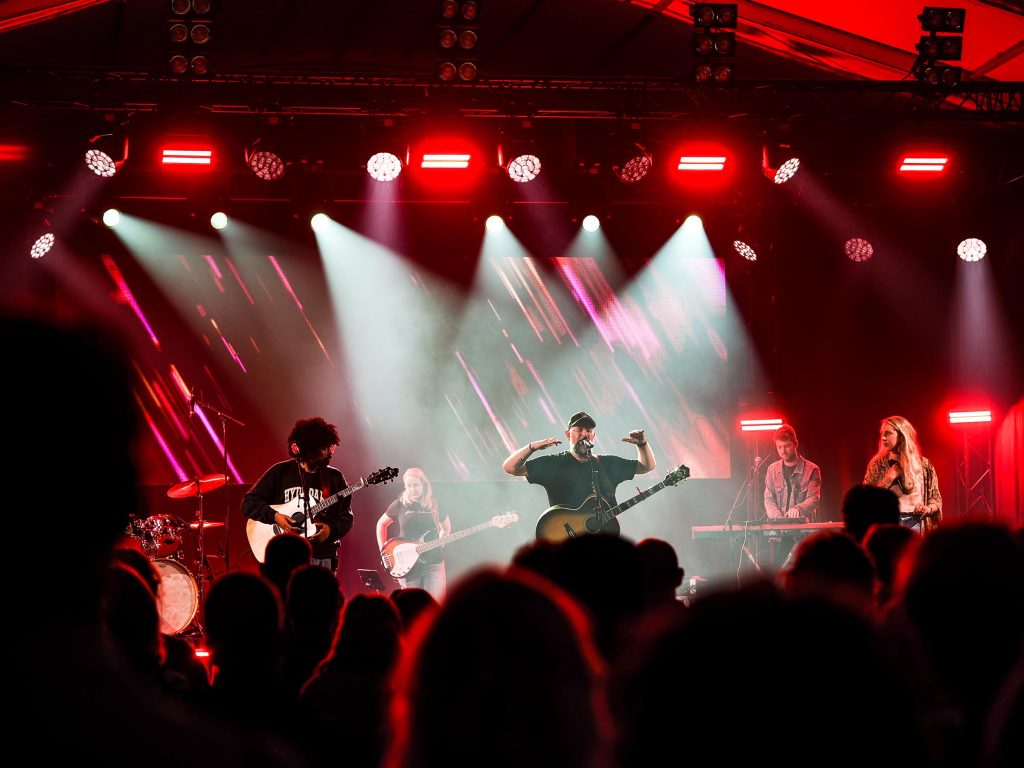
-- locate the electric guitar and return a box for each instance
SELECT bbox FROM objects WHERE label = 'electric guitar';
[246,466,398,563]
[535,464,690,542]
[381,511,519,578]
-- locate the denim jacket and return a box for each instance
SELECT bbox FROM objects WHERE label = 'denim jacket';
[763,457,821,521]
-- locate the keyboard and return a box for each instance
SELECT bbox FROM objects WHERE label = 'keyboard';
[691,521,844,540]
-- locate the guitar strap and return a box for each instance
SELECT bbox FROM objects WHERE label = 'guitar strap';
[589,456,609,510]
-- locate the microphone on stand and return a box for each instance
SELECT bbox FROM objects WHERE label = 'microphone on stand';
[576,438,594,458]
[188,390,196,416]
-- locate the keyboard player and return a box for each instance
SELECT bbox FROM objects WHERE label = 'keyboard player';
[763,425,821,568]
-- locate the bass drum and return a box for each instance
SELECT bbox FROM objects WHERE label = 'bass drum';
[152,558,198,635]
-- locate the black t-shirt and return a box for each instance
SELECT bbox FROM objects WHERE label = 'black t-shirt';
[385,499,441,542]
[241,459,354,559]
[525,452,638,509]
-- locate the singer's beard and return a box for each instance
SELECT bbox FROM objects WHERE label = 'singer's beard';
[573,439,593,458]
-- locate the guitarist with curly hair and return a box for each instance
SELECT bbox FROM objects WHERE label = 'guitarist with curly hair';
[242,417,355,574]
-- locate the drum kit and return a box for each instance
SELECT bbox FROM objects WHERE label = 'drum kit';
[129,472,228,635]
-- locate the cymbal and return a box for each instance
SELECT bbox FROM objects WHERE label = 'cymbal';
[189,521,225,529]
[167,473,229,499]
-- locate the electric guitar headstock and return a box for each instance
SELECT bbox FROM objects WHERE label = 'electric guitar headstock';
[366,467,400,485]
[665,464,691,486]
[491,511,519,528]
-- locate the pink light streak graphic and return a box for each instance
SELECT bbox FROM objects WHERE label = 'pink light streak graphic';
[192,405,243,483]
[204,254,226,293]
[102,255,160,348]
[456,350,515,452]
[225,257,255,305]
[136,394,188,480]
[268,255,333,364]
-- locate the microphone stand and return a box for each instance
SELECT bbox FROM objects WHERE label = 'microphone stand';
[724,456,763,528]
[192,394,245,573]
[722,456,768,579]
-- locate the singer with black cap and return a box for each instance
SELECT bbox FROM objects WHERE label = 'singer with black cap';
[501,410,656,536]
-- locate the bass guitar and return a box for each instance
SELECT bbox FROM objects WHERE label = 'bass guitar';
[381,511,518,578]
[246,466,398,562]
[535,464,690,542]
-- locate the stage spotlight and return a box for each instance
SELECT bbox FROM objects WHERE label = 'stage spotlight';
[845,237,874,262]
[582,215,601,232]
[171,0,191,14]
[918,6,966,33]
[957,237,987,262]
[773,157,800,184]
[190,55,210,75]
[30,232,54,259]
[485,215,505,232]
[169,23,188,44]
[247,149,285,180]
[761,142,800,184]
[210,211,228,230]
[733,240,758,261]
[190,24,211,44]
[507,153,541,183]
[367,151,403,182]
[691,4,738,27]
[84,148,117,177]
[310,213,331,232]
[691,4,737,84]
[84,133,128,178]
[436,0,480,82]
[613,145,653,184]
[914,7,965,87]
[103,208,121,228]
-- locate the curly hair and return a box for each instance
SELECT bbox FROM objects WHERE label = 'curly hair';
[287,417,340,458]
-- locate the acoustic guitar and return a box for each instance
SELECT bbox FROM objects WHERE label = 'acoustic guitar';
[535,464,690,542]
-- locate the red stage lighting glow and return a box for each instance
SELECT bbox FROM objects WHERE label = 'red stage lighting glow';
[949,410,992,424]
[0,143,28,161]
[899,156,948,173]
[739,418,783,432]
[421,153,471,169]
[161,147,213,166]
[677,155,727,171]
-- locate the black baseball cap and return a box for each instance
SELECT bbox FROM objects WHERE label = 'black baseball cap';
[566,411,597,430]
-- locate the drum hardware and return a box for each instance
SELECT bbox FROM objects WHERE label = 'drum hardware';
[139,514,188,560]
[152,558,198,635]
[186,390,244,572]
[165,472,228,635]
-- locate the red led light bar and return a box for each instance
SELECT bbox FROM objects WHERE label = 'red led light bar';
[421,153,470,169]
[948,409,992,424]
[678,155,727,171]
[739,418,783,432]
[0,143,28,161]
[161,148,213,165]
[899,156,948,173]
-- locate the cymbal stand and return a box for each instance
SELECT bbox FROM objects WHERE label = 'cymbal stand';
[191,392,245,572]
[193,489,208,634]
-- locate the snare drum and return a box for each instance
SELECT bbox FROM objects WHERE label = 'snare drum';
[152,558,198,635]
[140,514,187,559]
